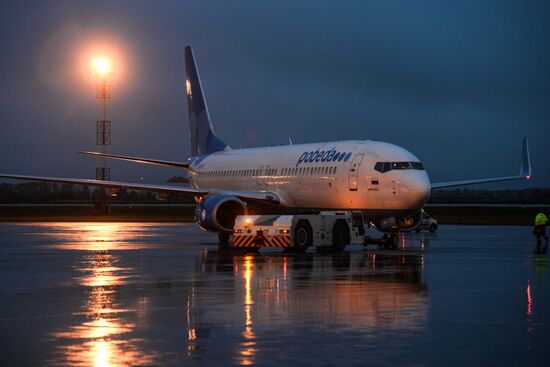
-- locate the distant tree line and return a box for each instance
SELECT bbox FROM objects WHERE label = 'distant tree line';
[0,182,195,204]
[428,188,550,204]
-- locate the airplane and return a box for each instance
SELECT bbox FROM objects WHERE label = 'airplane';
[0,46,532,244]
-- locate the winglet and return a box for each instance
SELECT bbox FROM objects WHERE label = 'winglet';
[430,138,533,189]
[520,137,531,179]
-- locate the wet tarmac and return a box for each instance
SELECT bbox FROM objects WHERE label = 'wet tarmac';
[0,223,548,366]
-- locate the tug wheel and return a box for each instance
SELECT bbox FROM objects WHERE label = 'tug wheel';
[331,220,350,252]
[293,220,312,253]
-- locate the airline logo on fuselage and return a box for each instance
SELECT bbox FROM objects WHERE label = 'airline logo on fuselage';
[297,148,352,167]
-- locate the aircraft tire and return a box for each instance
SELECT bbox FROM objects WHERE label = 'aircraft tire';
[218,232,230,244]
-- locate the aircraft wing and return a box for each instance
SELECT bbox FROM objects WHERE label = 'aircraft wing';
[78,151,189,169]
[430,138,531,189]
[0,174,280,203]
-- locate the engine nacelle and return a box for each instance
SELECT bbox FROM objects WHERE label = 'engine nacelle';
[105,187,121,197]
[376,211,423,232]
[195,195,247,233]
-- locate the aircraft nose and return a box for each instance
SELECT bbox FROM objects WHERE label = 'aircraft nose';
[403,172,431,208]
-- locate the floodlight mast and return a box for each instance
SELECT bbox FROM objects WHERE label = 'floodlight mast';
[92,58,112,214]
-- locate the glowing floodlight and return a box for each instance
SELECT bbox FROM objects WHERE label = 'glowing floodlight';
[91,57,112,76]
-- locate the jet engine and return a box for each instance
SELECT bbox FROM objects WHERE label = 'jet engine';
[195,195,247,233]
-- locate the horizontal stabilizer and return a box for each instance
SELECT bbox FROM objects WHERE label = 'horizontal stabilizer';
[431,137,532,189]
[79,151,189,169]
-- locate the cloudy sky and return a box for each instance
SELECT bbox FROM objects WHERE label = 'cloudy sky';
[1,0,548,188]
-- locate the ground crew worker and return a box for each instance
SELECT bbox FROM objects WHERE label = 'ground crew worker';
[534,212,548,253]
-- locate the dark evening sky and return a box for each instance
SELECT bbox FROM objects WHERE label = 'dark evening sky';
[1,1,548,188]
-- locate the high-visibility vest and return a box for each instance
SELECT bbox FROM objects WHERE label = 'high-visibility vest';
[535,213,548,226]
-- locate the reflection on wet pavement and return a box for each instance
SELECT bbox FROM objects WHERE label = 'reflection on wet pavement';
[0,223,548,366]
[48,251,155,366]
[187,250,428,365]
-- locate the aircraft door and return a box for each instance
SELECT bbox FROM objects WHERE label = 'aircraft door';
[348,154,364,191]
[257,165,268,189]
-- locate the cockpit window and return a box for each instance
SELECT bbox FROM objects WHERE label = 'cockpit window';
[374,161,424,173]
[411,162,424,170]
[374,162,391,173]
[391,162,410,170]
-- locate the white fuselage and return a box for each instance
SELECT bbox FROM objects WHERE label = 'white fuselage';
[188,140,431,218]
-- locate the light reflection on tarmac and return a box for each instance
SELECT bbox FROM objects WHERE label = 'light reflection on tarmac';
[0,223,548,366]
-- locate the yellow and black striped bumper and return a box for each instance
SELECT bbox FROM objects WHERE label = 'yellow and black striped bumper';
[233,234,291,248]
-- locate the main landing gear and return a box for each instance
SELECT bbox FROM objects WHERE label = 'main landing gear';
[218,232,230,244]
[363,228,399,250]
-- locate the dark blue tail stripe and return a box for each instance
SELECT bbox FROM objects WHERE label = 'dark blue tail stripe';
[185,46,229,156]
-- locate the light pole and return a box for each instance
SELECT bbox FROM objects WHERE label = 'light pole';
[92,58,112,214]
